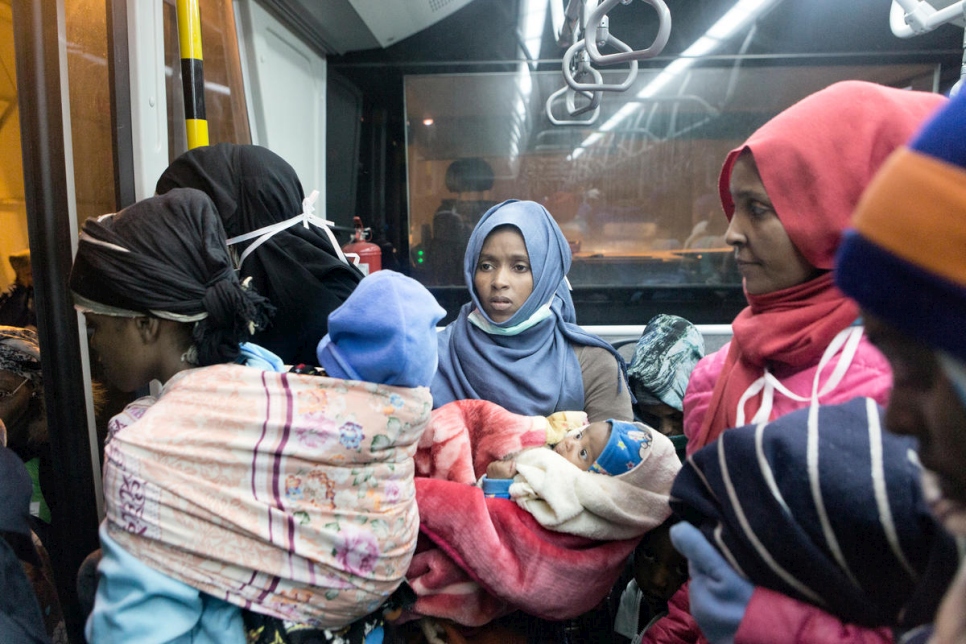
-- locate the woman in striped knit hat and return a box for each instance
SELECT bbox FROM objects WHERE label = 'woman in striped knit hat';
[836,86,966,644]
[670,397,958,641]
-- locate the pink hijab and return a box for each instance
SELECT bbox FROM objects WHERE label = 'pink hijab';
[690,81,946,453]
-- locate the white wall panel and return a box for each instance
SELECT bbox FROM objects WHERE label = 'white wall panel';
[237,0,327,213]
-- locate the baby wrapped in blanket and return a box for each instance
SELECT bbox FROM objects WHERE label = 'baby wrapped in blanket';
[405,400,681,628]
[485,418,682,540]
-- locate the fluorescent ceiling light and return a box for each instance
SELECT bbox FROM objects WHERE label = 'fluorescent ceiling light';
[575,0,781,149]
[522,0,550,62]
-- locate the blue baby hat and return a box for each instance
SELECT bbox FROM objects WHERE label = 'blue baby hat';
[317,270,446,387]
[591,419,653,475]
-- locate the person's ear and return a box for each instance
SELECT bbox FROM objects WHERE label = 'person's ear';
[133,316,161,344]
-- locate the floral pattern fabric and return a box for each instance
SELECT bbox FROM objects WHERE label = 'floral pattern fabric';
[103,364,432,629]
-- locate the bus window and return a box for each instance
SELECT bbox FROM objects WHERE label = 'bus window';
[404,63,937,292]
[0,1,28,291]
[63,0,116,224]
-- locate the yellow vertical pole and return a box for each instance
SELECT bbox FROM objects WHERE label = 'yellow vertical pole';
[176,0,208,148]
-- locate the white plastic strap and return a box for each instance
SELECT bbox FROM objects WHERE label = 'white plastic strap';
[224,190,353,268]
[735,326,865,427]
[812,326,864,400]
[736,374,769,427]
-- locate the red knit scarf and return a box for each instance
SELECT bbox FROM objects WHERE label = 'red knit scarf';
[689,273,859,453]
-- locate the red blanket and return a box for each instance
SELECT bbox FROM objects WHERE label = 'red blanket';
[406,400,639,625]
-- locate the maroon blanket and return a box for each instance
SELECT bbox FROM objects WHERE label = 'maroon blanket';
[406,400,639,625]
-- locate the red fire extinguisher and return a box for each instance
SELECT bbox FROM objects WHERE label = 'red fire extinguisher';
[342,216,382,275]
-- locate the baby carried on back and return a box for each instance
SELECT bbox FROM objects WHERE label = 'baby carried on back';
[91,264,444,633]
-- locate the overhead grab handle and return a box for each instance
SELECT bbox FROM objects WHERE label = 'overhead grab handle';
[566,84,601,115]
[890,0,965,37]
[546,84,601,125]
[556,0,584,48]
[562,39,638,92]
[584,0,671,66]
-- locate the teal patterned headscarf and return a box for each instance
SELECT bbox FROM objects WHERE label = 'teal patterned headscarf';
[627,315,704,411]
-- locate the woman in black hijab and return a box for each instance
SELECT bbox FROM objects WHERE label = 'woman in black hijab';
[156,143,363,366]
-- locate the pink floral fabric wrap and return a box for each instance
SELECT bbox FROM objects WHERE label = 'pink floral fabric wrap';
[102,364,432,628]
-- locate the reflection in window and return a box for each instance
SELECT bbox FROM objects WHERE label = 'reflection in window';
[405,64,937,289]
[65,0,115,225]
[0,1,28,291]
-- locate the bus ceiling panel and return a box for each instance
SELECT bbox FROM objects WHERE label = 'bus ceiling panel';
[347,0,478,49]
[329,0,963,67]
[259,0,479,55]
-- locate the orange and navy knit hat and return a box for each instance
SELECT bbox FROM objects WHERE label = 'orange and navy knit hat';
[835,88,964,364]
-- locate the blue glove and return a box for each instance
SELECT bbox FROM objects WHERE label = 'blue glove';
[670,522,754,644]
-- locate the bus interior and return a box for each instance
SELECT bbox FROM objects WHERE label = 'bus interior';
[1,0,964,640]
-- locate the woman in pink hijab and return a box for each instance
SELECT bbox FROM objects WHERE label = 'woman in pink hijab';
[646,80,946,644]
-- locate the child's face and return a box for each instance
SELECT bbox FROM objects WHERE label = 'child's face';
[639,402,684,436]
[553,421,610,470]
[634,520,689,611]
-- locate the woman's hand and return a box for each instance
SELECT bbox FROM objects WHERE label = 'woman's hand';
[670,522,753,644]
[486,460,517,479]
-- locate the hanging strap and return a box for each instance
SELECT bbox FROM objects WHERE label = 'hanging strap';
[736,326,865,427]
[224,190,353,268]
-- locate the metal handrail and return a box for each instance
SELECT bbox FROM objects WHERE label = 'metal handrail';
[546,84,601,124]
[584,0,671,65]
[562,37,639,92]
[890,0,965,37]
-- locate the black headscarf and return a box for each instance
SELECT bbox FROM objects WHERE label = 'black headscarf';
[156,143,363,366]
[70,188,273,367]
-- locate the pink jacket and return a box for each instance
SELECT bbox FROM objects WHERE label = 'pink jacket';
[641,582,706,644]
[643,584,894,644]
[655,330,895,643]
[683,333,892,442]
[735,588,893,644]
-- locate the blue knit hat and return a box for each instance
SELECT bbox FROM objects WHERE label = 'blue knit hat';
[590,419,653,475]
[836,90,962,365]
[317,270,446,387]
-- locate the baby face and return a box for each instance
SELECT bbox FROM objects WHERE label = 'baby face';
[553,421,611,471]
